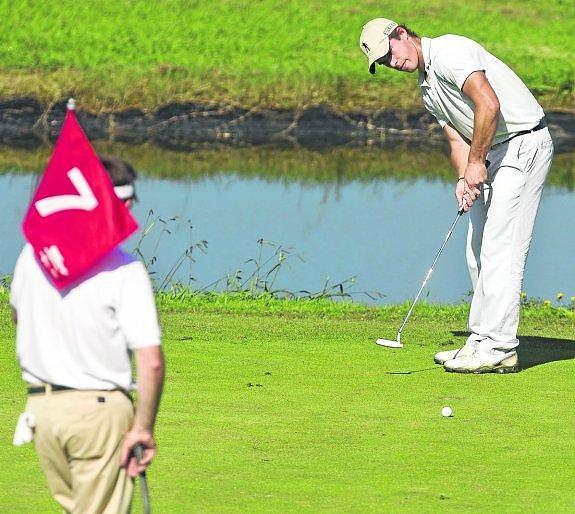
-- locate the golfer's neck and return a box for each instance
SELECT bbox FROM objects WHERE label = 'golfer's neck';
[410,37,425,72]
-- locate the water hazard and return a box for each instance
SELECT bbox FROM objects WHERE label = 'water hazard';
[1,145,574,304]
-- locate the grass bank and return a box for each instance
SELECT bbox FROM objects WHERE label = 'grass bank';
[0,1,572,111]
[1,291,574,512]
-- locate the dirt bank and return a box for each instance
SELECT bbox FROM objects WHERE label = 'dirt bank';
[0,98,573,152]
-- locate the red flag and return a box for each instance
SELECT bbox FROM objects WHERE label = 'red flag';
[22,104,138,290]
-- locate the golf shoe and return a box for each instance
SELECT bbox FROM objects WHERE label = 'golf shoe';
[444,349,518,374]
[434,339,478,365]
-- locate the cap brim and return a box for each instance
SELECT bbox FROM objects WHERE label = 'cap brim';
[367,40,391,75]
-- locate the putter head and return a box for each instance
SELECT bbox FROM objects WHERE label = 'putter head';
[375,338,403,348]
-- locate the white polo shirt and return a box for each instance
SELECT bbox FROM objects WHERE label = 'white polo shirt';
[10,244,161,392]
[419,35,544,145]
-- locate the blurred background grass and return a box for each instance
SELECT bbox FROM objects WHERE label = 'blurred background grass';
[0,0,571,111]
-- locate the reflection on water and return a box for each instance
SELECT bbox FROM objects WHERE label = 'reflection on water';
[0,142,574,188]
[2,167,574,304]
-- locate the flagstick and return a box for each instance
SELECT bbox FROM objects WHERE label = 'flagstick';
[134,444,151,514]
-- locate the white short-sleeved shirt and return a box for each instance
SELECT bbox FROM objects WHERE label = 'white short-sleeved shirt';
[419,35,544,145]
[10,244,161,392]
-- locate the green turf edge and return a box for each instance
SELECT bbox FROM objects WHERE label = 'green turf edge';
[2,288,572,320]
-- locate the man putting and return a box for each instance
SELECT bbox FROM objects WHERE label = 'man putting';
[359,19,554,373]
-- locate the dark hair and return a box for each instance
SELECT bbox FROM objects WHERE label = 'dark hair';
[99,155,137,187]
[389,24,419,39]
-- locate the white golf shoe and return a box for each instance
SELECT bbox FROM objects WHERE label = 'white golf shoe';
[433,340,478,365]
[444,349,519,374]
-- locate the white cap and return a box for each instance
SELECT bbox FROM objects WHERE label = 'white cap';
[113,184,136,200]
[359,18,399,74]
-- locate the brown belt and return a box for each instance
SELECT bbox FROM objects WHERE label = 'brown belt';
[28,384,75,394]
[28,384,132,402]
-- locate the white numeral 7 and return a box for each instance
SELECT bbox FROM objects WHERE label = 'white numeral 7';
[35,167,99,217]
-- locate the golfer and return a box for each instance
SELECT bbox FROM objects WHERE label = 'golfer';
[359,19,554,373]
[10,156,164,512]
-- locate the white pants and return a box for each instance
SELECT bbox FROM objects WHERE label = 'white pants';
[466,127,554,352]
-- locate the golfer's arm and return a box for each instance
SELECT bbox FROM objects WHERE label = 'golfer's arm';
[133,345,165,433]
[462,71,500,165]
[443,123,470,178]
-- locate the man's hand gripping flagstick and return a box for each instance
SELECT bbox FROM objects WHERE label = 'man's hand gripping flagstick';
[134,444,151,514]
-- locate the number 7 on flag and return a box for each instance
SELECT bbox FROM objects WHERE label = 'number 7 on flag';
[35,167,98,217]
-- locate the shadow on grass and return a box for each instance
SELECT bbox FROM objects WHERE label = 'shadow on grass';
[387,366,439,375]
[516,336,575,370]
[452,331,575,370]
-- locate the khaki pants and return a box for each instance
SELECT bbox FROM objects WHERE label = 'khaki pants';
[466,127,554,351]
[26,389,134,514]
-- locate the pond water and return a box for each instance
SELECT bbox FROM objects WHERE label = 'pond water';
[1,159,573,304]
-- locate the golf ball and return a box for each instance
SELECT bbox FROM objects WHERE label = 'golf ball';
[441,406,453,417]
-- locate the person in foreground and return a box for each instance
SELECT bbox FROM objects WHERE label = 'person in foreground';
[359,19,553,373]
[10,156,164,513]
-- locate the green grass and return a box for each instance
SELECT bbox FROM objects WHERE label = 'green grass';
[1,291,574,512]
[0,0,571,111]
[1,143,575,190]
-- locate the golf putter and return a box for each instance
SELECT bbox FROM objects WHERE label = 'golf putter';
[376,202,466,348]
[134,444,151,514]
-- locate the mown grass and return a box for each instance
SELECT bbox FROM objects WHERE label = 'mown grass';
[1,143,575,189]
[0,1,572,111]
[1,291,574,512]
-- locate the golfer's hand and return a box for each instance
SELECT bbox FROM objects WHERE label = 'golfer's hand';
[455,179,466,210]
[461,161,487,211]
[120,429,157,477]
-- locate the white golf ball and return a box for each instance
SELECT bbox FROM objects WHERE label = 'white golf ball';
[441,406,453,417]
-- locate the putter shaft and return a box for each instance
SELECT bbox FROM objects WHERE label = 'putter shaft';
[396,207,464,343]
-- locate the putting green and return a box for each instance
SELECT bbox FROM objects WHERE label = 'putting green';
[1,294,574,512]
